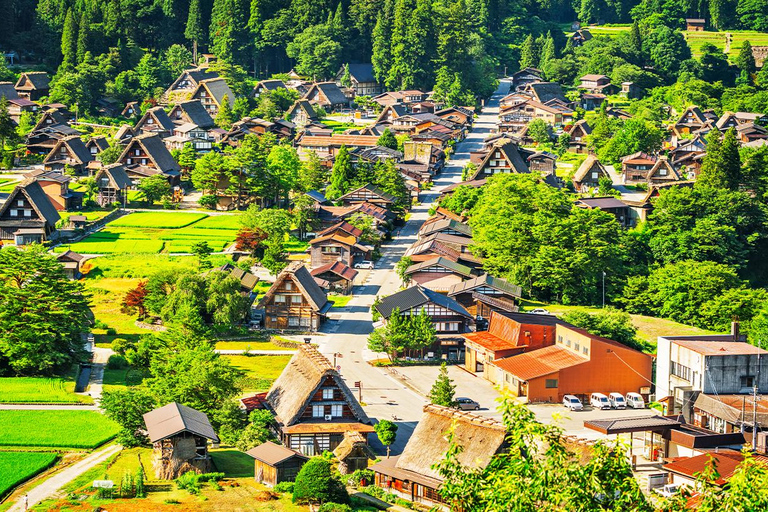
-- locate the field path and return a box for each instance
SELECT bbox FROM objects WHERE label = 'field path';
[6,444,121,512]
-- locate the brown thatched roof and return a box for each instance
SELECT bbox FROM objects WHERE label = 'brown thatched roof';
[266,344,369,427]
[333,431,376,461]
[395,404,506,481]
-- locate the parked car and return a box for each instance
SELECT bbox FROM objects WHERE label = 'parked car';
[562,394,583,411]
[354,261,374,269]
[529,308,551,315]
[456,397,480,411]
[590,393,611,410]
[609,392,626,409]
[655,483,683,498]
[626,392,646,409]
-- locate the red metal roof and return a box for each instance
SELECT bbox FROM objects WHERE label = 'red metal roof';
[310,261,358,281]
[463,331,518,352]
[491,345,587,381]
[662,452,746,486]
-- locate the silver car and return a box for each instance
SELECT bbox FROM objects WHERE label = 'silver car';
[562,394,583,411]
[456,397,480,411]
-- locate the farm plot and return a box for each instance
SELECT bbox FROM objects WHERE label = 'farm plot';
[0,377,93,404]
[55,212,241,255]
[224,355,291,392]
[0,410,120,448]
[0,452,58,498]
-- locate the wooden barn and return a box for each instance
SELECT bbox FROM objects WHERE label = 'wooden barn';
[257,262,332,331]
[266,344,375,456]
[143,402,220,480]
[246,441,308,486]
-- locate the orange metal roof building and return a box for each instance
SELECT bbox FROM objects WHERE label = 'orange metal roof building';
[491,344,587,380]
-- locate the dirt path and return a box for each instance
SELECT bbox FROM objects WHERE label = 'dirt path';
[7,444,121,512]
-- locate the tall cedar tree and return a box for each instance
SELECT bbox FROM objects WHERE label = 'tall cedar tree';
[539,32,556,72]
[185,0,204,62]
[387,0,416,89]
[736,40,756,74]
[630,20,642,59]
[698,128,742,190]
[377,128,398,150]
[371,0,394,84]
[209,0,249,66]
[428,362,457,407]
[60,9,78,70]
[519,34,539,69]
[326,144,353,199]
[76,12,89,64]
[0,98,17,150]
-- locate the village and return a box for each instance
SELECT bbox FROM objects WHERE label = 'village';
[2,9,768,511]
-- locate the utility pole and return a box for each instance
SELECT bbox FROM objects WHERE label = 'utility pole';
[602,271,606,308]
[754,346,761,451]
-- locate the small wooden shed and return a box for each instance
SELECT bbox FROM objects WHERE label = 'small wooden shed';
[143,402,219,479]
[246,441,308,486]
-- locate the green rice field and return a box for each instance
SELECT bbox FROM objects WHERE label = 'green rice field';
[0,377,93,404]
[0,452,58,498]
[55,212,242,254]
[0,410,120,448]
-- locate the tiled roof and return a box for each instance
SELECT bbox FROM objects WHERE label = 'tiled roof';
[375,285,471,319]
[310,261,358,281]
[490,344,587,381]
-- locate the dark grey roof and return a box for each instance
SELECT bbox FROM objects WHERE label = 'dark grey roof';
[132,134,181,173]
[314,82,349,106]
[143,402,219,443]
[16,72,50,90]
[246,441,307,465]
[96,164,132,189]
[0,82,18,100]
[447,273,522,298]
[59,136,94,164]
[528,82,566,103]
[339,183,396,203]
[305,190,328,204]
[255,79,287,92]
[405,257,473,277]
[350,146,403,161]
[375,285,471,319]
[495,310,563,326]
[87,136,110,152]
[346,63,376,83]
[186,68,219,84]
[576,197,628,209]
[200,78,235,106]
[141,107,175,132]
[293,264,331,312]
[287,99,318,120]
[419,218,472,238]
[175,100,215,129]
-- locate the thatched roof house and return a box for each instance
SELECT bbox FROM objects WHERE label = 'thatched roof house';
[371,404,507,507]
[266,343,373,456]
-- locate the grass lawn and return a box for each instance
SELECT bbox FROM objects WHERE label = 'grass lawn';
[82,253,234,279]
[224,355,292,392]
[322,119,366,133]
[284,239,309,253]
[101,367,146,393]
[329,295,353,308]
[0,411,119,448]
[0,452,58,498]
[55,213,241,255]
[519,300,717,348]
[86,278,147,340]
[215,339,296,351]
[0,376,93,404]
[210,449,254,477]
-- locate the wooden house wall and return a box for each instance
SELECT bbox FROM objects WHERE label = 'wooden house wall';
[310,240,354,267]
[297,376,359,421]
[263,276,321,330]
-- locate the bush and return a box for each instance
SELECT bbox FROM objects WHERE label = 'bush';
[198,472,224,482]
[176,471,202,494]
[198,194,218,210]
[94,320,108,330]
[346,468,374,487]
[110,338,132,355]
[106,328,117,335]
[274,481,295,493]
[293,457,350,505]
[318,503,352,512]
[106,354,129,370]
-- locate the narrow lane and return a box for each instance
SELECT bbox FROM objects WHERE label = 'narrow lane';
[309,79,511,454]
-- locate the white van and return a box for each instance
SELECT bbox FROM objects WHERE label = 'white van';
[608,392,626,409]
[626,392,645,409]
[590,393,611,410]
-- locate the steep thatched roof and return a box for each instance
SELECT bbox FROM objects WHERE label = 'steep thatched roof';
[266,344,370,427]
[395,404,506,481]
[258,262,330,313]
[572,155,608,183]
[333,430,376,461]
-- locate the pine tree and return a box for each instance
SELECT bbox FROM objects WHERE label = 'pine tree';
[340,63,351,87]
[736,40,756,74]
[215,94,235,129]
[371,0,394,84]
[209,0,249,66]
[579,0,600,24]
[76,12,89,65]
[326,145,353,199]
[387,0,417,89]
[330,3,348,54]
[519,34,538,69]
[377,128,397,150]
[698,129,725,188]
[60,9,78,71]
[0,98,16,150]
[719,127,743,190]
[630,20,642,60]
[428,362,457,407]
[185,0,204,63]
[539,31,556,72]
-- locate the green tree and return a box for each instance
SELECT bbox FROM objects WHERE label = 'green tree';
[374,420,398,458]
[0,98,17,150]
[698,128,742,190]
[209,0,250,66]
[736,40,757,75]
[286,24,342,80]
[298,152,327,192]
[395,256,412,286]
[235,410,277,451]
[0,246,91,375]
[340,63,351,87]
[371,0,394,83]
[326,145,353,199]
[192,151,226,194]
[205,271,250,325]
[519,34,539,69]
[527,119,551,144]
[561,309,646,351]
[428,362,457,407]
[699,43,730,83]
[138,175,171,205]
[60,9,78,71]
[191,241,213,270]
[76,12,89,64]
[293,457,350,505]
[539,32,556,72]
[377,129,398,150]
[266,143,301,205]
[215,94,236,129]
[185,0,204,62]
[101,389,156,447]
[165,44,194,78]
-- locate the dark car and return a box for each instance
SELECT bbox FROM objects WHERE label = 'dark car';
[456,397,480,411]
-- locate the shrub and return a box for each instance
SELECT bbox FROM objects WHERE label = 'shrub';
[106,354,129,370]
[110,338,131,355]
[274,482,295,493]
[198,472,225,482]
[199,194,218,210]
[292,457,350,505]
[318,503,352,512]
[106,328,117,336]
[176,471,202,494]
[94,320,108,330]
[346,468,374,487]
[135,468,145,498]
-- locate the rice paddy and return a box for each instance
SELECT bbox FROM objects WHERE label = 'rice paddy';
[0,377,93,404]
[0,452,58,498]
[0,410,120,448]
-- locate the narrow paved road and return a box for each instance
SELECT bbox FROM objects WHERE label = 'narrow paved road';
[307,79,511,455]
[7,444,121,512]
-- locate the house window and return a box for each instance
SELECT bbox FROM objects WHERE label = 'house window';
[290,295,303,304]
[16,200,23,207]
[23,209,31,217]
[300,317,311,327]
[566,339,571,347]
[660,168,667,176]
[274,295,286,303]
[574,342,580,351]
[741,376,755,388]
[134,149,140,156]
[312,405,324,417]
[9,209,17,217]
[323,388,334,400]
[285,282,293,291]
[583,347,589,355]
[322,246,342,254]
[331,404,343,417]
[141,159,147,165]
[288,317,299,327]
[545,379,558,388]
[126,158,132,164]
[557,335,563,344]
[591,172,598,179]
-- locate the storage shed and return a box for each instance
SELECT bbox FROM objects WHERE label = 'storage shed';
[246,441,308,486]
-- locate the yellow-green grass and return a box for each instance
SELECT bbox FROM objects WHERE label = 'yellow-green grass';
[210,449,254,477]
[519,300,718,347]
[0,377,93,404]
[83,253,234,279]
[329,295,353,308]
[0,452,58,498]
[110,212,208,228]
[101,367,146,393]
[104,447,154,480]
[192,214,244,230]
[284,239,309,253]
[86,278,147,339]
[0,411,119,448]
[215,339,295,351]
[224,354,292,392]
